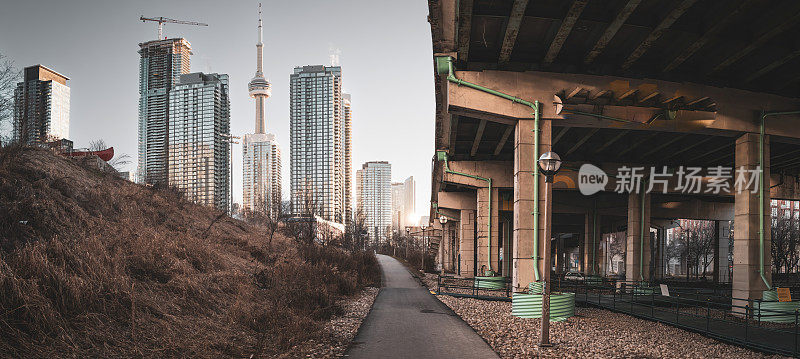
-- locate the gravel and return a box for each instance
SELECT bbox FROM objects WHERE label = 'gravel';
[422,274,787,358]
[284,287,379,358]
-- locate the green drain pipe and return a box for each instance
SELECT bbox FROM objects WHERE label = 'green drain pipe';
[435,55,575,320]
[436,150,494,275]
[755,111,800,322]
[435,56,541,279]
[640,180,647,283]
[592,200,597,275]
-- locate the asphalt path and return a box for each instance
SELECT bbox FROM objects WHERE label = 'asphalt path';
[345,254,499,358]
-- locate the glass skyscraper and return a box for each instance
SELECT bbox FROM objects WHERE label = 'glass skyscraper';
[356,161,392,245]
[242,133,281,214]
[289,65,352,224]
[138,38,192,185]
[13,65,70,144]
[167,72,230,212]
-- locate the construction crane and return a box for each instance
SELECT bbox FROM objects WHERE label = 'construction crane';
[140,16,208,40]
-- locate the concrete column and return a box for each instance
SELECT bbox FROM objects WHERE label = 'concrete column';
[582,206,599,276]
[477,186,500,275]
[626,191,651,283]
[459,209,476,277]
[733,133,771,308]
[443,221,457,272]
[512,118,552,290]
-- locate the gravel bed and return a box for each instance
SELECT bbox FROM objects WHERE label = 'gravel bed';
[422,274,786,358]
[283,287,379,358]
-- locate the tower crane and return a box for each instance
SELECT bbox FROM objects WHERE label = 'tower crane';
[140,16,208,40]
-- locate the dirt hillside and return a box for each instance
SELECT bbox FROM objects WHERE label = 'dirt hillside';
[0,146,378,357]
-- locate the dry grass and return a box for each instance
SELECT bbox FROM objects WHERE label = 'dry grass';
[0,146,379,358]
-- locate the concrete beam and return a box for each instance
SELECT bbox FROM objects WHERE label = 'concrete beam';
[663,0,755,72]
[442,160,514,188]
[494,125,514,156]
[498,0,528,64]
[584,0,641,65]
[445,70,800,137]
[744,49,800,84]
[470,119,487,156]
[711,10,800,74]
[621,0,698,70]
[437,190,478,211]
[543,0,588,65]
[456,0,474,62]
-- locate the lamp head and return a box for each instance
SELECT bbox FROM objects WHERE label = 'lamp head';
[439,215,448,224]
[538,151,562,183]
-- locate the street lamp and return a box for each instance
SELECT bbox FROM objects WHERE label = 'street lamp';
[421,224,429,271]
[537,151,561,348]
[405,227,411,258]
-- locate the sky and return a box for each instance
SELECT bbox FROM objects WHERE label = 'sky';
[0,0,435,219]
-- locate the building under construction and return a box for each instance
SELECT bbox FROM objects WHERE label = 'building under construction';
[137,38,192,186]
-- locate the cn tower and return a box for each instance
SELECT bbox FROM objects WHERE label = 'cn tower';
[248,2,271,134]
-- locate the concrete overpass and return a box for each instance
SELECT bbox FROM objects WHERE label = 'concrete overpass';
[427,0,800,308]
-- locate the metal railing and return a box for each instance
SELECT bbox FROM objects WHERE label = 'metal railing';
[557,278,800,357]
[436,274,512,301]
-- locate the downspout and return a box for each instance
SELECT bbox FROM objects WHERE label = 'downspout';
[434,56,542,280]
[533,103,541,281]
[756,111,800,289]
[436,150,494,274]
[759,113,770,290]
[592,199,597,275]
[640,180,647,283]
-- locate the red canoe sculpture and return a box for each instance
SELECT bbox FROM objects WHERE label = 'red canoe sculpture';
[65,147,114,162]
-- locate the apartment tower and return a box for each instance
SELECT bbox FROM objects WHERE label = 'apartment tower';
[13,65,70,144]
[167,72,230,212]
[289,65,351,224]
[138,38,192,185]
[356,161,392,245]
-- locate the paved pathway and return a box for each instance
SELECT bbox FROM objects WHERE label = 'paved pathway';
[345,255,499,358]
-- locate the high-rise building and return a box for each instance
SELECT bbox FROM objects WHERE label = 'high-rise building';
[343,93,353,226]
[243,133,281,213]
[167,72,230,212]
[390,176,417,232]
[242,3,282,216]
[391,182,404,232]
[356,161,392,245]
[13,65,70,144]
[289,65,351,224]
[138,38,192,185]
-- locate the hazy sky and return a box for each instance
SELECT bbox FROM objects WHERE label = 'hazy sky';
[0,0,435,218]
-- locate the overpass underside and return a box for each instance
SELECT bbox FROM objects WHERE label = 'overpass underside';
[428,0,800,308]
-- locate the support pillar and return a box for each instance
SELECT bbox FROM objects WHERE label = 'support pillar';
[512,118,552,290]
[459,209,476,277]
[626,191,651,283]
[733,133,771,309]
[443,221,457,272]
[583,206,599,275]
[477,186,500,275]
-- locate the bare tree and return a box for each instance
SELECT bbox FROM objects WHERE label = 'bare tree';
[89,139,131,171]
[0,53,20,145]
[343,208,368,252]
[772,215,799,274]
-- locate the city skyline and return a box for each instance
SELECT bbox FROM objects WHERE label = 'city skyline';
[0,0,434,218]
